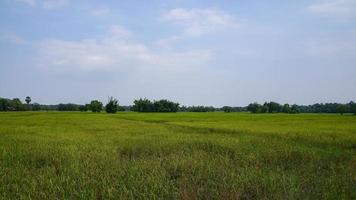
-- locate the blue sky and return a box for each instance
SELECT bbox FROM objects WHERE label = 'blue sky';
[0,0,355,106]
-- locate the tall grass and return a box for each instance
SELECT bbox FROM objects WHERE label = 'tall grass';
[0,112,355,199]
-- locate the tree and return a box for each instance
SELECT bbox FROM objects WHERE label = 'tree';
[11,98,25,111]
[25,96,31,110]
[0,98,11,111]
[247,103,262,113]
[78,105,88,112]
[282,104,291,113]
[25,96,31,105]
[132,98,154,112]
[336,104,347,115]
[57,103,79,111]
[105,97,119,113]
[222,106,233,113]
[153,99,179,112]
[350,102,356,115]
[32,103,41,111]
[266,101,281,113]
[89,100,103,112]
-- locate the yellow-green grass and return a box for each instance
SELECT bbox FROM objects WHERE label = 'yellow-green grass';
[0,112,355,199]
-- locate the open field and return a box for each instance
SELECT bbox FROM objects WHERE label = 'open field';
[0,112,355,199]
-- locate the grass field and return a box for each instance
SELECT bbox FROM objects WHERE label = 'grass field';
[0,112,355,199]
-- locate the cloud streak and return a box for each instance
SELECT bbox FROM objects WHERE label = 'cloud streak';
[36,25,212,72]
[307,0,356,19]
[162,8,236,37]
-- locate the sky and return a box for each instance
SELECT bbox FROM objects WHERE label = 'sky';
[0,0,355,106]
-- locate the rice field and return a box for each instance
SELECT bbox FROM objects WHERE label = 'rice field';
[0,112,355,199]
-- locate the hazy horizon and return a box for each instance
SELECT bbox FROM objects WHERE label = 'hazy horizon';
[1,0,355,107]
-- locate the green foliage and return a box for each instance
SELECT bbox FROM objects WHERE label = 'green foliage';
[0,112,354,199]
[105,97,119,113]
[132,99,179,112]
[25,96,31,104]
[89,100,103,113]
[132,98,154,112]
[11,98,26,111]
[282,104,291,113]
[185,106,216,112]
[153,99,179,112]
[57,103,79,111]
[349,101,356,115]
[247,102,262,113]
[336,104,347,115]
[222,106,233,113]
[78,105,88,112]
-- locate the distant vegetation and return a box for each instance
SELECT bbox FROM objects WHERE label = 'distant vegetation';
[0,96,355,115]
[131,99,179,112]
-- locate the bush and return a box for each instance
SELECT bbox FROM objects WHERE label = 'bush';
[78,105,88,112]
[132,99,179,112]
[89,100,103,113]
[222,106,233,113]
[105,97,119,113]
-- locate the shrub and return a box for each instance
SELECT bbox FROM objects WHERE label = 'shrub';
[89,100,103,113]
[105,97,119,113]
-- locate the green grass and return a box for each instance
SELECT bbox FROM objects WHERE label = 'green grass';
[0,112,355,199]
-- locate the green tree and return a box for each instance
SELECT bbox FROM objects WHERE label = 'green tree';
[25,96,31,110]
[89,100,103,113]
[336,104,347,115]
[282,104,291,113]
[350,102,356,115]
[25,96,31,105]
[11,98,25,111]
[247,103,262,113]
[153,99,179,112]
[222,106,233,113]
[105,97,119,113]
[132,98,154,112]
[78,105,88,112]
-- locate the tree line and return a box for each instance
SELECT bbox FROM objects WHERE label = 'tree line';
[1,96,355,115]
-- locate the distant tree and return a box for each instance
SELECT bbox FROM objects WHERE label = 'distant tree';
[153,99,179,112]
[78,105,88,112]
[282,104,291,113]
[57,103,79,111]
[350,101,356,115]
[186,106,215,112]
[261,102,269,113]
[105,97,119,113]
[11,98,25,111]
[222,106,233,113]
[266,102,281,113]
[25,96,31,105]
[0,98,10,111]
[290,104,299,114]
[132,98,154,112]
[336,104,347,115]
[32,103,41,111]
[89,100,103,113]
[247,102,262,113]
[25,96,31,110]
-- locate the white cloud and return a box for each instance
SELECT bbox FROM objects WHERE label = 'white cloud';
[107,25,132,39]
[305,30,356,58]
[0,31,27,45]
[307,0,356,18]
[16,0,36,6]
[90,8,111,16]
[162,8,236,37]
[36,26,212,72]
[42,0,69,9]
[15,0,69,9]
[154,35,181,48]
